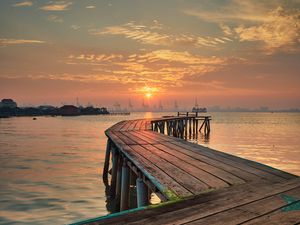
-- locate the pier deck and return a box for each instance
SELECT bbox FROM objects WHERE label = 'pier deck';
[76,116,300,225]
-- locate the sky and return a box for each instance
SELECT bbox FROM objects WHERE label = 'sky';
[0,0,299,109]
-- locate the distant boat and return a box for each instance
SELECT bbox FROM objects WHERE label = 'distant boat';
[192,98,207,113]
[192,107,207,113]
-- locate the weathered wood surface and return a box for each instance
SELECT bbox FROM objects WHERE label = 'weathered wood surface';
[105,119,296,199]
[83,178,300,225]
[89,118,300,225]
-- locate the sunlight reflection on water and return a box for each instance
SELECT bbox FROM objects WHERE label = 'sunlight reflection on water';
[0,112,299,224]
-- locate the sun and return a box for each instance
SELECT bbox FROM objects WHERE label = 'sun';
[137,86,160,99]
[145,92,152,98]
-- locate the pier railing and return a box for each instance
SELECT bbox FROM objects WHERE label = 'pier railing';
[151,112,211,139]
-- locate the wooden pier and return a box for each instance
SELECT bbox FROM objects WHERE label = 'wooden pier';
[73,115,300,225]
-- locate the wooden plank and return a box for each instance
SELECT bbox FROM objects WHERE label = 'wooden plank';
[172,140,287,182]
[134,131,270,182]
[112,131,138,145]
[116,120,130,131]
[105,130,126,146]
[129,131,163,144]
[244,211,300,225]
[176,139,296,180]
[126,178,300,225]
[85,178,300,225]
[187,186,300,224]
[154,143,245,186]
[120,131,149,145]
[145,121,152,130]
[119,120,136,131]
[158,141,260,182]
[143,144,229,189]
[121,145,192,198]
[127,120,139,131]
[133,120,143,131]
[130,144,210,195]
[108,120,127,132]
[119,120,135,131]
[139,130,180,143]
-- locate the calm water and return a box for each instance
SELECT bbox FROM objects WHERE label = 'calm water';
[0,112,299,224]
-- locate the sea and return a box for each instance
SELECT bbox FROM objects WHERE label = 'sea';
[0,112,299,224]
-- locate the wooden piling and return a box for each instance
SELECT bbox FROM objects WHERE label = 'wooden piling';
[136,176,148,207]
[103,138,111,183]
[110,147,119,198]
[120,159,130,211]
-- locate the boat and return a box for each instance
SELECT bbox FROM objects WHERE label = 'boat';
[192,98,207,113]
[192,107,207,113]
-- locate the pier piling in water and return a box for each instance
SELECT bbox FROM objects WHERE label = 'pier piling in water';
[120,159,130,211]
[110,147,119,198]
[102,139,111,183]
[136,176,148,207]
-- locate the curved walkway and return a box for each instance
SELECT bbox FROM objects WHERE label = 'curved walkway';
[76,117,300,225]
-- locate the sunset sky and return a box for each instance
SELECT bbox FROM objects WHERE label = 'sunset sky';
[0,0,299,109]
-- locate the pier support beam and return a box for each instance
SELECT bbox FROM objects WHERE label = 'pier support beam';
[115,156,123,211]
[136,176,148,207]
[110,148,119,198]
[103,139,111,183]
[120,160,130,211]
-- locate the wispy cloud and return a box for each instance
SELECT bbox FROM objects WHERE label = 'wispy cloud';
[12,1,33,7]
[183,0,278,23]
[65,50,233,88]
[90,21,232,48]
[235,7,300,54]
[86,5,95,9]
[70,25,80,30]
[40,1,72,11]
[47,15,63,23]
[184,1,300,54]
[0,38,45,47]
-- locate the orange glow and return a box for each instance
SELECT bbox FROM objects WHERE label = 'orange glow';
[136,86,160,99]
[145,92,152,98]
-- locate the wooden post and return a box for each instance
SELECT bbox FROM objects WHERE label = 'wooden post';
[195,119,199,139]
[199,120,205,132]
[103,138,111,183]
[115,156,123,211]
[184,118,188,139]
[130,169,137,186]
[120,159,130,211]
[207,118,211,133]
[192,118,195,138]
[136,175,148,207]
[189,118,192,139]
[116,157,123,199]
[110,147,119,198]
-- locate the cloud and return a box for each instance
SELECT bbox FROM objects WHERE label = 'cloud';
[70,25,80,30]
[235,7,300,53]
[65,50,232,88]
[185,1,300,54]
[12,1,33,7]
[0,38,45,47]
[40,1,72,11]
[90,21,232,48]
[183,0,279,23]
[47,15,63,23]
